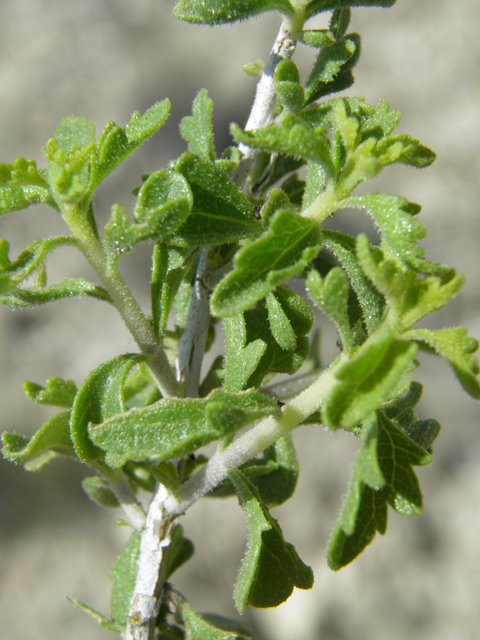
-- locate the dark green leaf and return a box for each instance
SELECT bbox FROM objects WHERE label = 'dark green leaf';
[165,525,195,580]
[173,154,260,246]
[23,377,77,408]
[327,410,431,570]
[230,470,313,614]
[82,476,120,509]
[1,410,75,465]
[110,531,141,627]
[180,89,216,162]
[173,0,295,25]
[177,600,249,640]
[89,390,280,467]
[211,210,322,317]
[70,354,146,463]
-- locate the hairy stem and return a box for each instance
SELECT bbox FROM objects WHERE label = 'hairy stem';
[61,204,179,397]
[165,356,345,516]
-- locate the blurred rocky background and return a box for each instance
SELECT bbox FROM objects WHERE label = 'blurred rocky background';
[1,1,479,639]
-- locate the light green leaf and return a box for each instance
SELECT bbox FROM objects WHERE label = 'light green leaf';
[180,89,216,162]
[211,209,322,317]
[70,354,146,463]
[231,114,334,175]
[223,313,267,393]
[305,0,396,21]
[67,599,120,633]
[0,277,112,308]
[322,230,384,334]
[82,476,120,509]
[327,410,432,570]
[0,157,58,216]
[266,292,297,351]
[104,170,192,263]
[173,153,260,246]
[1,411,75,465]
[356,234,464,331]
[298,29,336,48]
[88,390,280,467]
[173,0,295,25]
[274,60,305,114]
[404,327,480,399]
[307,268,352,352]
[323,324,417,429]
[230,470,313,614]
[0,236,78,293]
[110,531,140,627]
[89,101,170,195]
[23,377,77,408]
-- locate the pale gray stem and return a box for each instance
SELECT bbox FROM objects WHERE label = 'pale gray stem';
[232,19,297,186]
[176,248,210,397]
[109,475,146,531]
[125,484,176,640]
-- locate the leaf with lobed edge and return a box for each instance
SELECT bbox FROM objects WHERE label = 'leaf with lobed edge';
[230,469,313,614]
[328,409,433,570]
[23,376,77,408]
[180,89,216,163]
[0,157,58,216]
[0,277,112,308]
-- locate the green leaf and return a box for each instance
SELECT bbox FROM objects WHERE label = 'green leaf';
[0,236,78,293]
[356,234,465,332]
[88,390,280,467]
[304,34,359,106]
[67,599,120,633]
[231,114,334,175]
[178,601,249,640]
[307,268,352,352]
[323,324,417,429]
[0,277,112,308]
[305,0,396,22]
[327,410,431,570]
[172,153,260,246]
[90,100,170,195]
[229,470,313,614]
[82,476,120,509]
[165,525,195,580]
[403,327,480,399]
[322,230,384,334]
[266,292,297,351]
[104,169,192,262]
[23,377,77,408]
[110,531,140,627]
[211,209,322,317]
[151,461,181,496]
[223,313,267,393]
[70,354,146,463]
[298,29,336,49]
[1,410,75,465]
[173,0,295,25]
[0,157,58,216]
[180,89,216,162]
[274,60,305,114]
[210,435,299,508]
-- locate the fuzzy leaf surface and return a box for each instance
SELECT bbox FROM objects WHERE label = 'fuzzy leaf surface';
[1,411,75,465]
[82,476,120,509]
[173,154,259,246]
[89,390,280,467]
[110,531,140,627]
[173,0,295,25]
[180,89,216,162]
[70,354,146,463]
[328,411,431,570]
[23,377,77,408]
[178,601,250,640]
[211,209,322,316]
[0,158,57,215]
[230,470,313,613]
[0,277,112,308]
